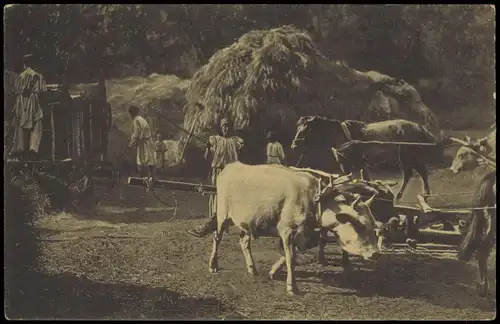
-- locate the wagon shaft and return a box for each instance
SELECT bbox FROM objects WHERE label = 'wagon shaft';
[127,177,216,194]
[417,227,464,246]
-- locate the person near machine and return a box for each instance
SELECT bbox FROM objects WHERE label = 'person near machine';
[11,54,47,160]
[186,117,244,238]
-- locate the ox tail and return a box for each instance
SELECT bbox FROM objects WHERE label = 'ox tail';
[457,171,496,261]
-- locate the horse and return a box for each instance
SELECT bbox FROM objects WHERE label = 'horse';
[457,170,496,297]
[291,117,447,200]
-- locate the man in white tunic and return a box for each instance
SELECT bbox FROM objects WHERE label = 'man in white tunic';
[11,54,47,158]
[187,117,244,237]
[128,106,155,179]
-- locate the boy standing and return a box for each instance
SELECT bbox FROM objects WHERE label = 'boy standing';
[154,131,167,175]
[266,131,286,165]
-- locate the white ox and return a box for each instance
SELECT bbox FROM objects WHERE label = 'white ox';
[209,162,381,295]
[450,127,496,174]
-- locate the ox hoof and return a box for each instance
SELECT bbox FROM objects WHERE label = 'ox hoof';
[248,267,258,276]
[477,282,489,297]
[286,286,300,296]
[209,260,219,274]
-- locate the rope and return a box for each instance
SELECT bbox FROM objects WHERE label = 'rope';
[432,206,496,212]
[116,141,214,221]
[147,185,179,222]
[152,109,207,144]
[141,173,212,222]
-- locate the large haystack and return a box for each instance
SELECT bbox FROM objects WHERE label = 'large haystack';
[183,25,438,164]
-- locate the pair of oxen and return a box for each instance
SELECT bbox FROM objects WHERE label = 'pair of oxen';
[206,118,496,297]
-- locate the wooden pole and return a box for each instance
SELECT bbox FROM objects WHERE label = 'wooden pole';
[179,117,198,164]
[417,228,463,246]
[127,177,216,194]
[67,108,71,159]
[51,105,56,161]
[393,204,472,215]
[289,166,343,179]
[340,140,438,150]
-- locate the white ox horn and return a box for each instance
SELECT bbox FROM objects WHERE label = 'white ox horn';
[360,169,367,181]
[320,183,332,196]
[331,147,346,173]
[364,193,377,207]
[333,172,353,186]
[478,136,488,146]
[350,194,362,208]
[449,136,470,147]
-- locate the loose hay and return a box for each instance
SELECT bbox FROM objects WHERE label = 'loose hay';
[38,229,233,320]
[26,165,495,320]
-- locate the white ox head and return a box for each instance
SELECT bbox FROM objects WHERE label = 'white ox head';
[321,193,381,261]
[450,135,491,174]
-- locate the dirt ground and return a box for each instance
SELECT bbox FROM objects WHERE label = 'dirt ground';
[23,131,496,320]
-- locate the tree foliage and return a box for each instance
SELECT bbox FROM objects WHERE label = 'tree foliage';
[4,4,495,116]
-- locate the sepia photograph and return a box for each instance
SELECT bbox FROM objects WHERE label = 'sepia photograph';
[4,4,496,320]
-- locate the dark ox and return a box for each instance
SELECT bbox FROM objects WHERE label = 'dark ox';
[209,162,381,295]
[457,170,496,297]
[291,117,446,200]
[450,128,496,174]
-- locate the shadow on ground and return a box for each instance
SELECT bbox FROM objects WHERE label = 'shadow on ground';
[72,178,209,224]
[6,271,241,320]
[283,251,496,313]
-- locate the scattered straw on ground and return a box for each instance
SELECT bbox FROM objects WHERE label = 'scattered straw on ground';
[27,164,496,320]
